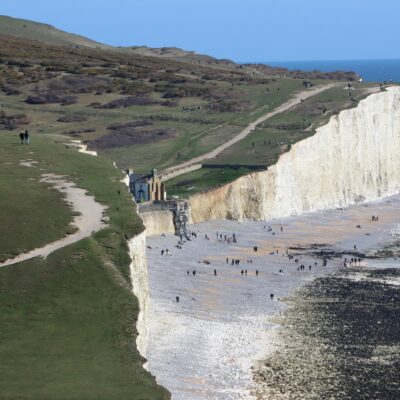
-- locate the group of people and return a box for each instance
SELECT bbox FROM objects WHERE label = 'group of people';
[172,227,338,305]
[19,130,30,144]
[216,232,237,244]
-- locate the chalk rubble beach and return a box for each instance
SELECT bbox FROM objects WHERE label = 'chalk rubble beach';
[145,194,400,400]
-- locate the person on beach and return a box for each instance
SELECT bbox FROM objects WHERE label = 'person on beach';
[256,270,259,276]
[176,296,180,303]
[270,293,274,300]
[192,270,196,276]
[214,269,217,276]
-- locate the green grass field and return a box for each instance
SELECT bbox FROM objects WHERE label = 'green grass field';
[0,141,75,262]
[167,166,257,197]
[0,133,169,399]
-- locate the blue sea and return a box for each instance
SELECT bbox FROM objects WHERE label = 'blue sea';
[261,59,400,83]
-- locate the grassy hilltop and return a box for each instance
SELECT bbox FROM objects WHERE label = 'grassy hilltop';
[0,15,381,399]
[0,18,361,180]
[0,15,106,48]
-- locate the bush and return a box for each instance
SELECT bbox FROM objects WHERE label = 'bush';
[1,84,21,95]
[95,96,159,109]
[26,93,77,105]
[57,114,88,123]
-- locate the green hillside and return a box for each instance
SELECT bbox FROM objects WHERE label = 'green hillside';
[0,15,106,48]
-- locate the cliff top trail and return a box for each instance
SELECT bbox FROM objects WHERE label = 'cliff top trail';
[160,83,337,179]
[0,174,107,268]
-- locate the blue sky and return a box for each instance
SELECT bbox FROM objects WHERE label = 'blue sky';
[1,0,399,62]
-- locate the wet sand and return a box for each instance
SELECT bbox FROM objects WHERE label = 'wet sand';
[146,195,400,399]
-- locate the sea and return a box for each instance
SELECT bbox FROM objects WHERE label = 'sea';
[261,59,400,83]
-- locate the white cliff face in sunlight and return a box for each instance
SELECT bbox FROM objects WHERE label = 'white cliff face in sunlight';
[128,231,150,360]
[189,87,400,223]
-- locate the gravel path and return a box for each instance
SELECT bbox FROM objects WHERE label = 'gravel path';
[0,174,107,267]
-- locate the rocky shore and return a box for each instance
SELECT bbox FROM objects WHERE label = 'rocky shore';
[254,267,400,400]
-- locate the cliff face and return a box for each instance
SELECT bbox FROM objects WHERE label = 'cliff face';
[128,232,150,359]
[140,210,175,237]
[190,87,400,223]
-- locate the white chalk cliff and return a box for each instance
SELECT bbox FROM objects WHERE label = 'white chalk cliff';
[189,87,400,223]
[128,231,150,360]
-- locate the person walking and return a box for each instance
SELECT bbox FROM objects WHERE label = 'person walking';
[19,131,24,144]
[24,129,30,145]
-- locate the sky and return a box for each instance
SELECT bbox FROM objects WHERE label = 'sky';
[1,0,400,62]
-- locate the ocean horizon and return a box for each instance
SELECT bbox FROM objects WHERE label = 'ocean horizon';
[251,59,400,83]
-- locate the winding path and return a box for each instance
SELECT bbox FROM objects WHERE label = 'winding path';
[160,83,336,180]
[0,174,107,268]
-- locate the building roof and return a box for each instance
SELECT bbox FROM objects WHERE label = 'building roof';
[129,173,153,184]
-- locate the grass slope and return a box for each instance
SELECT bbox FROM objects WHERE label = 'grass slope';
[0,133,169,399]
[0,15,105,48]
[0,142,74,262]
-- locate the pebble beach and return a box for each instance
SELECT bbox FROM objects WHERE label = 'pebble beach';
[145,195,400,399]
